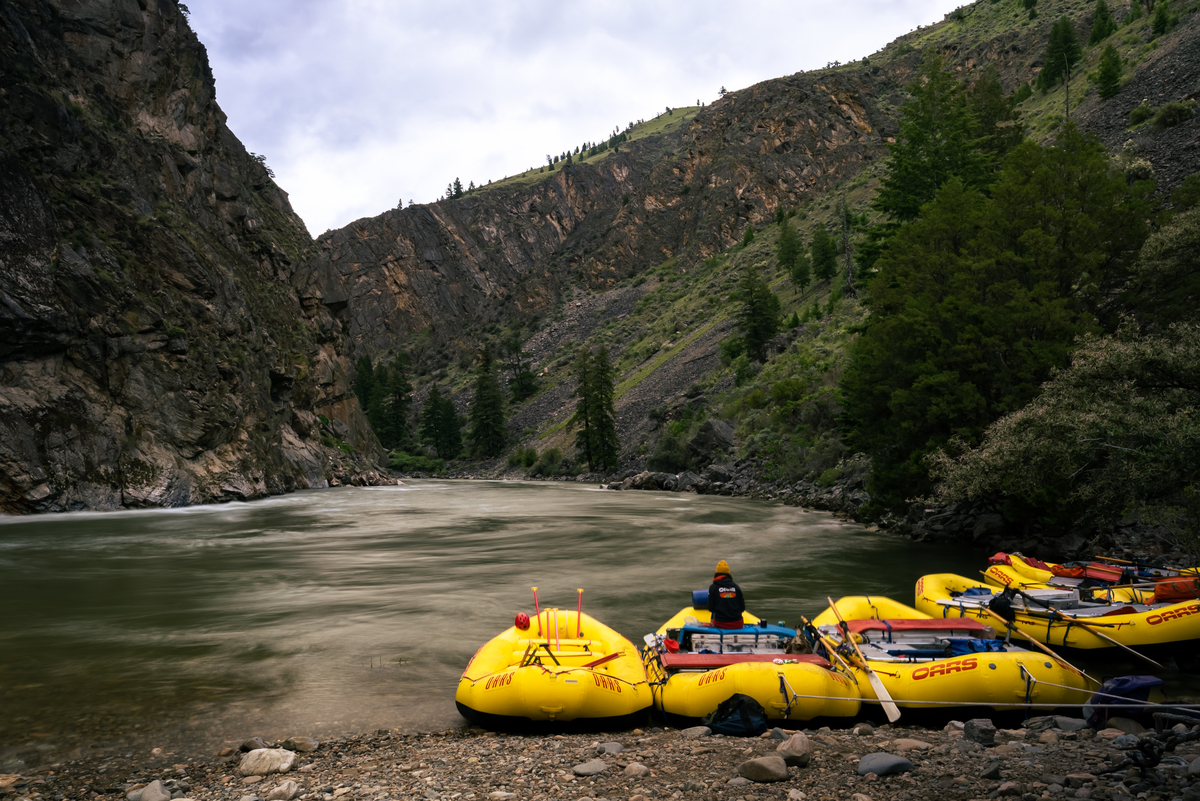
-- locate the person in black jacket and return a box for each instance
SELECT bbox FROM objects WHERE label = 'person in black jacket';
[708,559,746,629]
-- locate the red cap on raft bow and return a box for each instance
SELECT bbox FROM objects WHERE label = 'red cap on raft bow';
[514,612,531,631]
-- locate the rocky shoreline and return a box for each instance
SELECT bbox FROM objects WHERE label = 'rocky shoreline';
[5,713,1199,801]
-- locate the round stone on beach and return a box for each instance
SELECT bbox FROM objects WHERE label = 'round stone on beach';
[572,759,608,776]
[858,753,914,776]
[238,749,298,777]
[281,737,319,752]
[738,755,790,782]
[777,732,813,767]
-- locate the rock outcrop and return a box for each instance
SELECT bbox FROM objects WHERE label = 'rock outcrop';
[0,0,383,513]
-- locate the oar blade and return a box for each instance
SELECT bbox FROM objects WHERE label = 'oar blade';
[867,670,902,722]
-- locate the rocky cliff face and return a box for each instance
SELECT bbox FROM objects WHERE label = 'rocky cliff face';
[302,66,906,361]
[0,0,382,513]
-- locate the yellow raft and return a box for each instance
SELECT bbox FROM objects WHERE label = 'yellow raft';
[983,554,1153,604]
[916,573,1200,662]
[642,605,861,723]
[456,608,652,727]
[812,596,1093,711]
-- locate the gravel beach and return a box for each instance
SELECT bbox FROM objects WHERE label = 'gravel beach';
[6,714,1199,801]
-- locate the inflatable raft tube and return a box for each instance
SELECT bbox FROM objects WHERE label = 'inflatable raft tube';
[814,596,1092,710]
[456,608,651,727]
[915,574,1200,660]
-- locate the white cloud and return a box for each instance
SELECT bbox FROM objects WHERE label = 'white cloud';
[189,0,966,235]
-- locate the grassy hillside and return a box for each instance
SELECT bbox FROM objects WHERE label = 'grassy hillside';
[472,107,703,192]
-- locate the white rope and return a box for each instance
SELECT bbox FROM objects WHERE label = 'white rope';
[759,689,1200,709]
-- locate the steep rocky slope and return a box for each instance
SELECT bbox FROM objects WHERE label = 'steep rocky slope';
[303,66,900,362]
[0,0,383,513]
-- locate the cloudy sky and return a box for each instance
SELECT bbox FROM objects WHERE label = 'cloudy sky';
[189,0,966,236]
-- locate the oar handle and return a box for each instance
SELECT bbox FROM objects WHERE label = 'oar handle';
[799,615,857,674]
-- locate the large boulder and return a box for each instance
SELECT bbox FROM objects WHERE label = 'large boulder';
[688,420,735,468]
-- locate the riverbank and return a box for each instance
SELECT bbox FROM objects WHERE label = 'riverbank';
[4,714,1195,801]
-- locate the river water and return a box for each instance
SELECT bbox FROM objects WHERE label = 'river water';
[0,480,985,765]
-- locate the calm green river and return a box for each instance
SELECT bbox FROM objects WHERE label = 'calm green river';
[1,480,985,766]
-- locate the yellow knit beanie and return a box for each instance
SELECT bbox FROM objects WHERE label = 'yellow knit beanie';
[715,559,730,574]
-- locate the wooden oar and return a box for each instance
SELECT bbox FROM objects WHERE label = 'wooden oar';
[798,615,858,676]
[827,597,901,723]
[985,609,1100,686]
[1002,586,1165,669]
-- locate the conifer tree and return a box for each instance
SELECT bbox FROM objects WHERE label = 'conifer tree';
[421,384,462,459]
[588,346,620,472]
[743,225,755,246]
[811,225,838,281]
[1151,0,1172,35]
[502,331,539,403]
[1096,44,1123,99]
[1037,17,1083,91]
[1089,0,1118,43]
[734,266,781,363]
[969,68,1025,158]
[366,356,412,449]
[861,57,1017,271]
[873,55,987,226]
[573,347,594,470]
[776,220,800,274]
[468,345,507,457]
[791,251,812,296]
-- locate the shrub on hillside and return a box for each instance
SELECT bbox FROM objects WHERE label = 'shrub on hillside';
[1152,100,1197,130]
[531,447,576,477]
[507,445,538,469]
[389,451,445,474]
[1172,174,1200,211]
[1129,100,1154,126]
[647,430,690,473]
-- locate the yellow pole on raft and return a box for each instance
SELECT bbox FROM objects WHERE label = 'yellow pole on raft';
[532,587,541,635]
[985,609,1100,686]
[1044,607,1164,669]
